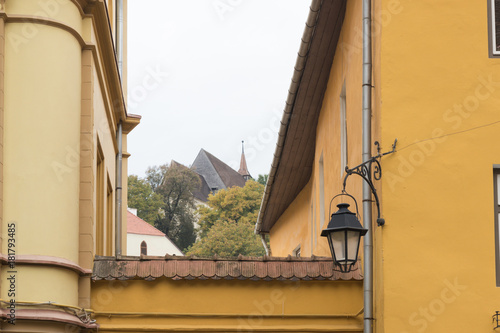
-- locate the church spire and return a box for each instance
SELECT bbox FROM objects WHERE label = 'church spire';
[238,141,251,181]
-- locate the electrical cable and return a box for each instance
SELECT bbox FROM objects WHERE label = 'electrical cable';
[396,119,500,152]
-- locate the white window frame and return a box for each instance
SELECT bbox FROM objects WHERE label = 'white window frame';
[490,0,500,56]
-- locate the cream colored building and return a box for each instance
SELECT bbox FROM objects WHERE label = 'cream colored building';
[127,210,183,256]
[0,0,139,331]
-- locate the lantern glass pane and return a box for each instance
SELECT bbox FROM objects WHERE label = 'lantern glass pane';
[331,231,346,261]
[347,230,360,261]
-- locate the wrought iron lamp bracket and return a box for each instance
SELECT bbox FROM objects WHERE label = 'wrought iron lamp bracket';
[341,139,397,227]
[493,311,500,329]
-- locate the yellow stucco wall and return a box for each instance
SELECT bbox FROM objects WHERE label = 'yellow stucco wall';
[377,0,500,331]
[0,0,133,330]
[269,0,365,258]
[270,0,500,332]
[1,2,84,328]
[2,266,78,305]
[3,23,81,263]
[92,278,363,332]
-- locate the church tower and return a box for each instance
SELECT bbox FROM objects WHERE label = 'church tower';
[238,141,252,181]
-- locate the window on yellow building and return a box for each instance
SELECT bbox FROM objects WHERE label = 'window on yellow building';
[310,201,314,255]
[96,145,105,256]
[106,176,114,256]
[340,82,348,176]
[494,169,500,286]
[489,0,500,56]
[319,153,326,228]
[141,241,147,256]
[312,185,317,250]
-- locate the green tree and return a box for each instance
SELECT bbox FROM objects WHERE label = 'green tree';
[186,220,265,257]
[127,175,163,224]
[145,164,168,192]
[197,180,264,237]
[257,174,268,186]
[153,163,200,251]
[186,180,265,257]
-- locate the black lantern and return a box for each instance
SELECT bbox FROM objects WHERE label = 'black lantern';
[321,203,368,273]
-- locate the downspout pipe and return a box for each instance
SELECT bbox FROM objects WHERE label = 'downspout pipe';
[115,122,123,257]
[116,0,124,76]
[260,234,270,256]
[362,0,373,333]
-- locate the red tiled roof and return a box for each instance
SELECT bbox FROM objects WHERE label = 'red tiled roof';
[127,211,165,236]
[92,255,362,281]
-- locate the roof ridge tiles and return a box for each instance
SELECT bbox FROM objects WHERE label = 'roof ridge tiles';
[96,255,352,263]
[156,255,335,262]
[92,257,363,282]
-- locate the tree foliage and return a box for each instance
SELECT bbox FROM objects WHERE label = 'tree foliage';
[145,164,168,193]
[257,174,268,186]
[127,162,200,252]
[154,164,200,251]
[196,180,264,237]
[186,180,265,257]
[186,220,265,257]
[127,175,163,224]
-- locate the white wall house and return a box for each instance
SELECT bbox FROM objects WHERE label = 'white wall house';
[127,210,183,256]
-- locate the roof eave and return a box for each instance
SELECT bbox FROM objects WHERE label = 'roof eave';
[255,0,346,234]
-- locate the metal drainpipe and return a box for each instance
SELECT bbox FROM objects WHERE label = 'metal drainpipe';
[362,0,373,332]
[115,122,123,257]
[260,234,270,256]
[116,0,124,76]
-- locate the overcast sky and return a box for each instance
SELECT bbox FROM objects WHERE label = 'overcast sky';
[126,0,310,178]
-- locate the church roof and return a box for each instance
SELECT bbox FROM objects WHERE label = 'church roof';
[192,149,246,191]
[193,173,212,202]
[238,142,251,178]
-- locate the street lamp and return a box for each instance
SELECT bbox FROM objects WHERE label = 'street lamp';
[321,140,397,273]
[321,202,367,273]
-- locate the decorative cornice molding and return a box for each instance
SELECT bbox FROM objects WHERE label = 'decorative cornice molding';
[0,13,87,47]
[0,308,98,329]
[0,254,92,276]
